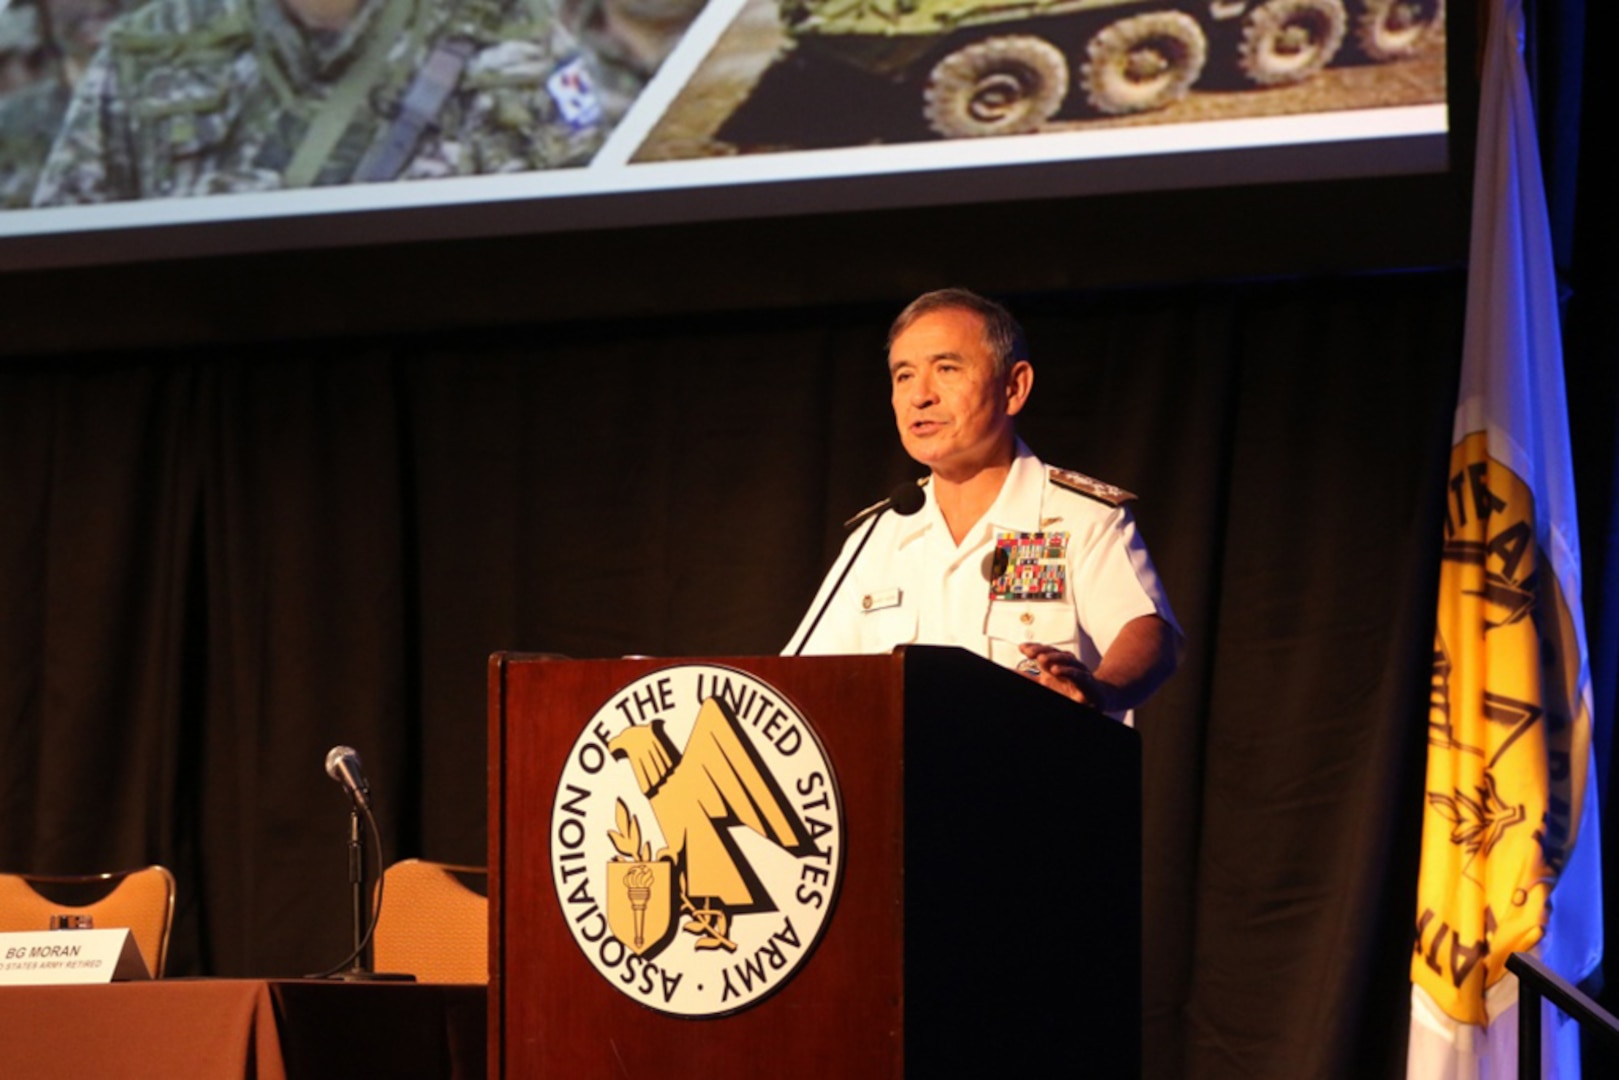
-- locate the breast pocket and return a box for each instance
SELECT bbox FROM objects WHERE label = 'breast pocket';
[986,602,1079,665]
[860,602,918,654]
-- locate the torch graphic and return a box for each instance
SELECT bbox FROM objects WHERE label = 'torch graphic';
[626,863,655,948]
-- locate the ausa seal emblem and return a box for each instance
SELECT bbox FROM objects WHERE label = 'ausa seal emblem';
[550,664,845,1017]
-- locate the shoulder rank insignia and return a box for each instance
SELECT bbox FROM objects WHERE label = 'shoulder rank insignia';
[1048,467,1137,507]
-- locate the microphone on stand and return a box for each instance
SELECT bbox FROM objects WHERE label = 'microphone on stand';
[791,479,926,656]
[311,744,414,982]
[324,745,371,810]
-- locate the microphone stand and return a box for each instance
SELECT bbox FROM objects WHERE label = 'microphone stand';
[331,792,414,982]
[308,745,412,981]
[344,804,369,978]
[790,480,926,656]
[792,508,888,656]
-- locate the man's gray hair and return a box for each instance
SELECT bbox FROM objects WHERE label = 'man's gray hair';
[886,287,1029,377]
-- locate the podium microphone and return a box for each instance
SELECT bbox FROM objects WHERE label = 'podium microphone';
[324,745,371,810]
[791,480,926,656]
[844,478,925,529]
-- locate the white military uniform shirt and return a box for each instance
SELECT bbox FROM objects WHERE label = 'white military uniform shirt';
[788,442,1178,716]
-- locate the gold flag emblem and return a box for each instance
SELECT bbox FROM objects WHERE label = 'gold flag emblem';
[1413,432,1590,1025]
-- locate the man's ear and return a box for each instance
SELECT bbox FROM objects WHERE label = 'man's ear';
[1004,360,1034,417]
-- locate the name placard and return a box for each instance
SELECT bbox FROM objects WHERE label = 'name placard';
[0,930,151,985]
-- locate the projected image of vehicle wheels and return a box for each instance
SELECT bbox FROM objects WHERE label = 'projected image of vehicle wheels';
[1238,0,1348,85]
[1082,12,1208,115]
[923,35,1071,137]
[1354,0,1443,60]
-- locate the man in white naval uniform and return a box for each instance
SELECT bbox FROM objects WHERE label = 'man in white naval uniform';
[787,288,1181,719]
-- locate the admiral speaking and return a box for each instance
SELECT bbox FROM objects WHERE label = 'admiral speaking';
[787,287,1182,721]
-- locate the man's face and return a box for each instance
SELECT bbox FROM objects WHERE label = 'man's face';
[888,307,1029,480]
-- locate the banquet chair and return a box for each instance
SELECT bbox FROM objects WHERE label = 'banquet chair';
[372,859,488,983]
[0,865,177,977]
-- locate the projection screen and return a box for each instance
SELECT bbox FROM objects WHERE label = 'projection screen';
[0,0,1448,268]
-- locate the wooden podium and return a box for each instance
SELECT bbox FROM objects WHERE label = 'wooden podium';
[488,646,1140,1078]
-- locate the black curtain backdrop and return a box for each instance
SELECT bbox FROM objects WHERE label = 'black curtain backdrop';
[0,271,1471,1078]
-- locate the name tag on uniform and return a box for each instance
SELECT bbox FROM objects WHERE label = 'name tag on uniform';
[861,588,902,612]
[990,531,1068,601]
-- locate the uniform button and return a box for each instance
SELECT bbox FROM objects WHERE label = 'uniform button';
[1020,612,1033,625]
[861,595,872,611]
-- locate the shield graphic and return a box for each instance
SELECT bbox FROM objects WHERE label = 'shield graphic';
[606,860,675,957]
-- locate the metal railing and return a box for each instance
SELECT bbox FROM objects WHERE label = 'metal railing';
[1506,951,1619,1079]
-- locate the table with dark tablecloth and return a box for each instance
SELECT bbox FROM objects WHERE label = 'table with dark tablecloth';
[0,979,485,1079]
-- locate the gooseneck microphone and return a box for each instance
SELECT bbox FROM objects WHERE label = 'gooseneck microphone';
[324,745,371,810]
[843,477,926,529]
[791,479,926,656]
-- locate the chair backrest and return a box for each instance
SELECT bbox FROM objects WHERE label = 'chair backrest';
[373,859,488,984]
[0,865,177,977]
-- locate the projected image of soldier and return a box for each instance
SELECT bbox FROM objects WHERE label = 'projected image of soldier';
[0,0,128,206]
[30,0,618,205]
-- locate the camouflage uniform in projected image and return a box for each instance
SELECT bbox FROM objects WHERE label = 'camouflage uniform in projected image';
[31,0,613,204]
[2,2,56,208]
[3,0,134,208]
[1,79,70,208]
